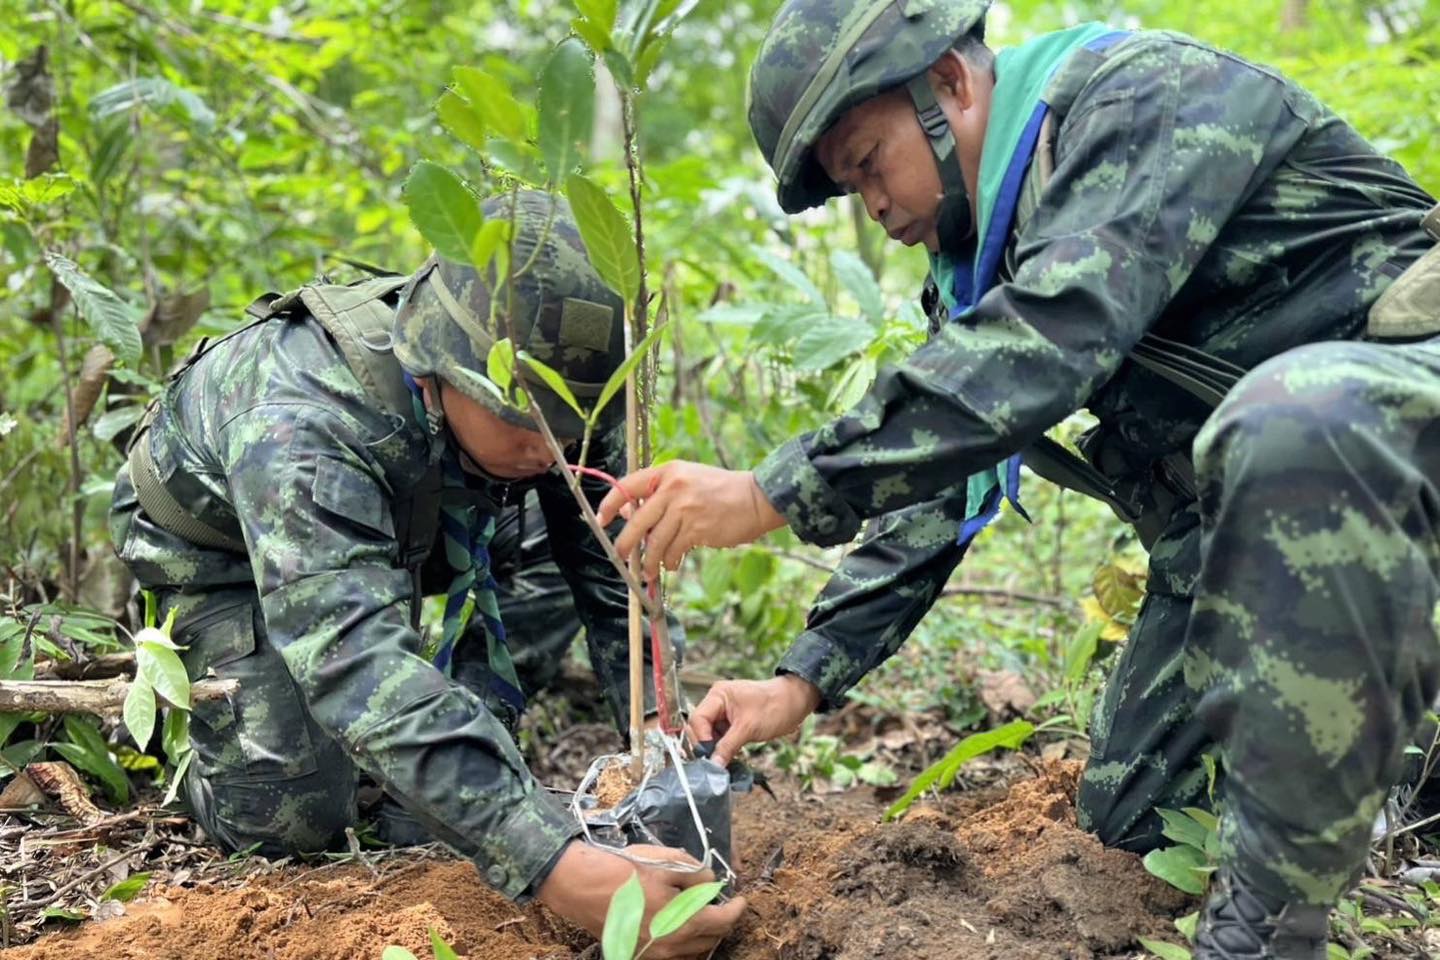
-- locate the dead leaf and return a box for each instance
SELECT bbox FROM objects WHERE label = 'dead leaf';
[977,669,1036,717]
[26,115,59,178]
[26,761,105,825]
[58,343,115,447]
[0,771,48,809]
[141,288,210,348]
[5,46,54,128]
[1040,741,1069,763]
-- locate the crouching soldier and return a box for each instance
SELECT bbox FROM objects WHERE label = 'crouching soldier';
[109,190,743,956]
[598,3,1440,958]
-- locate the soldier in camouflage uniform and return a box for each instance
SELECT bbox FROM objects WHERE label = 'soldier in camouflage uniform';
[110,190,742,954]
[599,3,1439,957]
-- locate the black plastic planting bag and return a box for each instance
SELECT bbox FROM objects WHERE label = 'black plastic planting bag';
[618,757,733,868]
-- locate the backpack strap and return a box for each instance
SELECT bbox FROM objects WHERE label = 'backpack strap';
[297,275,414,418]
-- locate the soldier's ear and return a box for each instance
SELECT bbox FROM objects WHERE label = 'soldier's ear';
[928,50,971,107]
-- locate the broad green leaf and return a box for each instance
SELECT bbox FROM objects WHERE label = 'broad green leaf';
[381,949,420,960]
[825,355,876,412]
[592,322,664,425]
[453,67,528,143]
[1138,937,1192,960]
[90,77,216,131]
[752,247,823,304]
[885,720,1033,820]
[0,619,24,678]
[830,250,885,322]
[634,34,669,89]
[92,404,145,442]
[572,17,611,54]
[751,304,825,347]
[603,50,636,91]
[470,219,512,274]
[123,673,156,749]
[161,748,193,806]
[162,706,190,761]
[404,161,483,263]
[1142,845,1210,895]
[436,90,488,152]
[428,927,459,960]
[1157,808,1212,853]
[576,0,618,32]
[1063,622,1102,684]
[694,303,766,327]
[451,366,507,403]
[54,720,129,805]
[857,762,898,787]
[1182,807,1219,832]
[101,872,151,902]
[43,252,142,362]
[791,316,875,371]
[139,640,190,707]
[648,880,724,940]
[518,350,588,420]
[601,871,644,960]
[733,550,775,594]
[42,907,86,922]
[538,39,595,184]
[488,337,516,394]
[0,173,76,214]
[566,174,639,302]
[1175,911,1199,942]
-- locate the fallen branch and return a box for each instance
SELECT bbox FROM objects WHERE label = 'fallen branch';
[0,676,237,714]
[35,652,137,681]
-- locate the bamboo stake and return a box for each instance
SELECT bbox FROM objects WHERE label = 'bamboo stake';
[624,306,645,779]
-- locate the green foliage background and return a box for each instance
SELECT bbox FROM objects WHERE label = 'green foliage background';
[2,0,1437,703]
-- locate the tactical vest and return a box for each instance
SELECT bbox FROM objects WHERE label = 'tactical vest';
[926,42,1440,532]
[127,274,444,627]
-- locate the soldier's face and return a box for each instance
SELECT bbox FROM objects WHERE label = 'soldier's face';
[816,51,990,252]
[429,378,560,480]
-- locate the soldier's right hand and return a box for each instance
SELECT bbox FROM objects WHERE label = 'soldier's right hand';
[536,841,747,958]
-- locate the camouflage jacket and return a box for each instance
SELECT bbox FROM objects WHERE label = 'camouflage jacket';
[113,308,640,897]
[760,30,1436,708]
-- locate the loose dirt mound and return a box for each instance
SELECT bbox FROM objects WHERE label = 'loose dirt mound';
[8,763,1189,960]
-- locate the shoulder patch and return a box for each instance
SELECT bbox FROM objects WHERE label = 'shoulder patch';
[559,297,614,353]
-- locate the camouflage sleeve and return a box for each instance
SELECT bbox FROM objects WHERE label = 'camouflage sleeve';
[536,423,655,731]
[222,406,579,900]
[777,479,972,710]
[755,37,1311,546]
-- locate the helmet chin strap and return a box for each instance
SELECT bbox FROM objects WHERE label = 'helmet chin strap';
[905,73,974,253]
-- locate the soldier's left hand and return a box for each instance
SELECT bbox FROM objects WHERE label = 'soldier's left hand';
[596,461,786,580]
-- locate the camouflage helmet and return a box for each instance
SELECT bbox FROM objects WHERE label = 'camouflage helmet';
[393,190,625,438]
[748,0,990,246]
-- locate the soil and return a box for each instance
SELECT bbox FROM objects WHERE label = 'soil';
[6,761,1191,960]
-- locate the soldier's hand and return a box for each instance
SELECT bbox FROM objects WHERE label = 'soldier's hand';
[690,675,823,767]
[536,841,746,958]
[595,461,786,581]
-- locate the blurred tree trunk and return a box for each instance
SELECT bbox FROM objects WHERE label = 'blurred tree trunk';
[1281,0,1308,33]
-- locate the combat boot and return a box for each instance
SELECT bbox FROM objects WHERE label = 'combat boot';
[1193,868,1329,960]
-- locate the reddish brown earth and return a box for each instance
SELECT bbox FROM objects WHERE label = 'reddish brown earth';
[7,762,1191,960]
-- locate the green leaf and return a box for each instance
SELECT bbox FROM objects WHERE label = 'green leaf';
[576,0,618,32]
[572,17,611,54]
[830,250,885,323]
[1157,808,1212,853]
[1175,910,1199,942]
[539,39,595,184]
[470,219,512,274]
[752,247,823,304]
[1138,937,1192,960]
[566,174,639,302]
[453,67,528,143]
[42,907,87,922]
[487,338,516,394]
[450,366,507,403]
[825,355,876,412]
[648,880,724,940]
[161,748,192,807]
[693,303,766,326]
[601,871,644,960]
[1142,845,1210,895]
[55,716,129,805]
[857,762,898,787]
[92,404,146,442]
[90,77,216,131]
[592,322,664,426]
[162,704,190,761]
[138,640,190,708]
[1181,806,1219,832]
[436,90,488,152]
[43,252,142,363]
[123,673,156,749]
[518,350,588,420]
[733,550,775,594]
[790,316,875,371]
[1063,622,1102,684]
[428,927,459,960]
[404,161,483,263]
[101,872,152,902]
[885,720,1033,820]
[381,949,420,960]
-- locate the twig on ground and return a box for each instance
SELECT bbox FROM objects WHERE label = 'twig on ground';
[0,676,237,713]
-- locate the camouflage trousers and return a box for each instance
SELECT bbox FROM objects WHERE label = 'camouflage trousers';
[1076,337,1440,905]
[168,501,601,859]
